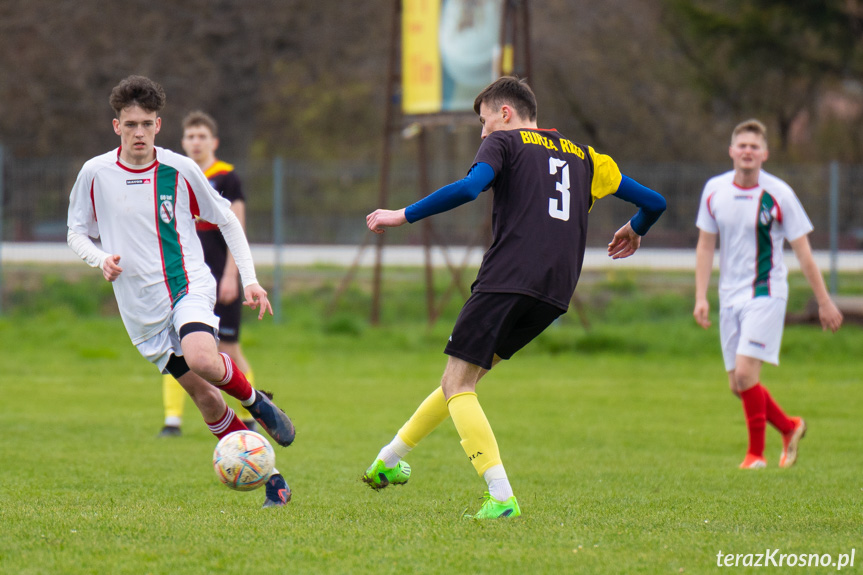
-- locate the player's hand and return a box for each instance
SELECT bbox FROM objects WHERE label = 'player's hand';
[243,283,273,320]
[218,276,240,304]
[693,299,711,329]
[102,254,123,282]
[607,221,641,259]
[366,208,407,234]
[819,299,843,333]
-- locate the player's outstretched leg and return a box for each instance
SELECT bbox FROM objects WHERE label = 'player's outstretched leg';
[362,387,449,490]
[262,471,291,508]
[363,459,411,490]
[245,389,296,447]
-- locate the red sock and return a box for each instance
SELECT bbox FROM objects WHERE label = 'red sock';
[739,385,766,457]
[761,383,795,434]
[206,407,248,439]
[214,353,254,403]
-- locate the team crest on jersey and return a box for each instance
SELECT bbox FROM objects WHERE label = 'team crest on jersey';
[159,200,174,223]
[759,204,778,226]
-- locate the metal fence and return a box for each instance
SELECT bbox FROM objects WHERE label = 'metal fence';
[3,152,862,250]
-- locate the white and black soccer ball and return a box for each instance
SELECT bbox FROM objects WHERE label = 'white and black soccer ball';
[213,430,275,491]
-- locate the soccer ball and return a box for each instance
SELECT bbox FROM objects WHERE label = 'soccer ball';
[213,430,275,491]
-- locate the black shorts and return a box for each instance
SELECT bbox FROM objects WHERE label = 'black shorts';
[214,291,243,343]
[444,292,565,370]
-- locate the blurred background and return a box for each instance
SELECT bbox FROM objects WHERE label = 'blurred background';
[2,0,863,277]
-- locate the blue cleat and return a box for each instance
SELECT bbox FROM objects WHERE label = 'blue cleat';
[262,473,291,508]
[246,390,296,447]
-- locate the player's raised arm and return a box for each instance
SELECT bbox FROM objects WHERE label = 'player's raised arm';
[366,162,495,233]
[607,175,666,259]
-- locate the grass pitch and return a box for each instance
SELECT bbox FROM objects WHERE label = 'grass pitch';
[1,267,861,574]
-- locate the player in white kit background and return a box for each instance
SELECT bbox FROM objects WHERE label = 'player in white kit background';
[694,118,843,470]
[66,75,295,507]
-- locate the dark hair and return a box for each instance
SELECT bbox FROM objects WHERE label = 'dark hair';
[182,110,218,137]
[473,76,537,121]
[109,75,166,117]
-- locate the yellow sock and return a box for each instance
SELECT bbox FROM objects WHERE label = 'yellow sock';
[447,391,502,476]
[162,374,186,425]
[396,387,449,448]
[233,369,255,421]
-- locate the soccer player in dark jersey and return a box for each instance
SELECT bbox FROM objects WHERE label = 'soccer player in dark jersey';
[158,111,260,437]
[362,76,666,519]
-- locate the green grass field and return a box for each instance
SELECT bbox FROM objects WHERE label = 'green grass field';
[1,267,861,574]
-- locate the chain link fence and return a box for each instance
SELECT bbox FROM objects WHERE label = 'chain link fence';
[3,153,862,249]
[4,147,863,315]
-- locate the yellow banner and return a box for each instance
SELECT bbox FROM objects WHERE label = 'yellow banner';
[402,0,442,114]
[402,0,502,115]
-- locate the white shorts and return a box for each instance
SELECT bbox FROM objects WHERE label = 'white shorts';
[135,292,220,372]
[719,296,787,372]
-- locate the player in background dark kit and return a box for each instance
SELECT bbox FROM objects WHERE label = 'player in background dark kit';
[159,111,259,437]
[362,76,667,519]
[67,76,294,508]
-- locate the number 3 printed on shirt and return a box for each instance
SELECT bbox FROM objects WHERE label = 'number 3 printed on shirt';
[548,157,570,221]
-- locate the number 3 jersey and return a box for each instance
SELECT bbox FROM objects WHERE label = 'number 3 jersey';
[67,147,234,344]
[696,170,813,307]
[471,128,622,310]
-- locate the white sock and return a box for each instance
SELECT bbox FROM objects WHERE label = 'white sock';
[484,464,514,501]
[376,435,412,468]
[240,389,257,407]
[164,416,181,427]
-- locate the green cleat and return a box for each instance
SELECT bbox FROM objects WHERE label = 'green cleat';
[463,492,521,519]
[362,459,411,490]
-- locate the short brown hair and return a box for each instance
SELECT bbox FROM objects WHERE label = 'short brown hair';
[109,75,166,117]
[182,110,218,137]
[731,119,767,146]
[473,76,537,122]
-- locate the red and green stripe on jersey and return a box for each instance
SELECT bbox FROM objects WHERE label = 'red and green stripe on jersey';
[754,190,781,297]
[154,163,190,305]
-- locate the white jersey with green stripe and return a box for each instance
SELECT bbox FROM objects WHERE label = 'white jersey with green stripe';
[67,147,233,344]
[696,169,813,307]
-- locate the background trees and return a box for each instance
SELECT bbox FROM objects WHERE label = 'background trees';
[2,0,863,164]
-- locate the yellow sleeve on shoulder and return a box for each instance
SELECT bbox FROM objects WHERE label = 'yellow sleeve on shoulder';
[587,146,622,202]
[204,160,235,178]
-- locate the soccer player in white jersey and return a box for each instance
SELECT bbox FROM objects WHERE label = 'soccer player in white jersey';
[694,119,843,470]
[66,75,295,507]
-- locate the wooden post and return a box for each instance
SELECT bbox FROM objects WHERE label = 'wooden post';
[370,0,401,325]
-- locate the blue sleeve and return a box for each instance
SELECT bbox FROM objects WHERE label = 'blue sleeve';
[613,175,666,236]
[404,162,495,223]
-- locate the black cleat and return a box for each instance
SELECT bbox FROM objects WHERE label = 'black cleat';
[157,425,182,438]
[262,473,291,508]
[246,390,296,447]
[241,419,258,433]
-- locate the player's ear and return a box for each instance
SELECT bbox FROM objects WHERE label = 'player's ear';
[154,117,162,134]
[213,137,220,152]
[113,118,121,136]
[501,104,511,122]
